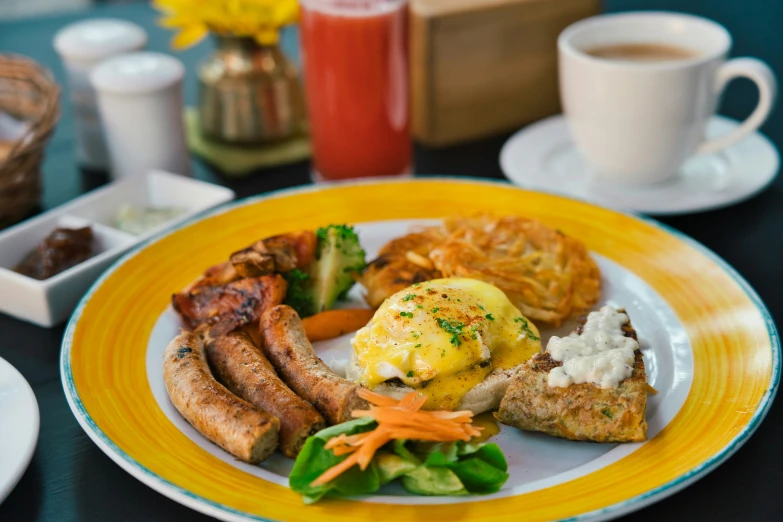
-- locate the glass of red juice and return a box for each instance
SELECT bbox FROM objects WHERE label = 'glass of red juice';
[299,0,411,181]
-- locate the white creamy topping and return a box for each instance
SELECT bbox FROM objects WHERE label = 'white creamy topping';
[475,332,491,361]
[375,360,406,380]
[547,306,638,389]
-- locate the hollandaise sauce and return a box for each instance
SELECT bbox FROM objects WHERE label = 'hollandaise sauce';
[351,278,541,409]
[472,412,501,442]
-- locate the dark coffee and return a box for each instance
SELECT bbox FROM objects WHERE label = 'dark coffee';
[585,43,697,61]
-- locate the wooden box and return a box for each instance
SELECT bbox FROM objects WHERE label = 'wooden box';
[411,0,600,146]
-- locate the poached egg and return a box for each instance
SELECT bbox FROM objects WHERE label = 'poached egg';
[349,278,541,410]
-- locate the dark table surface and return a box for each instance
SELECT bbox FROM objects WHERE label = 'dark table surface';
[1,1,782,521]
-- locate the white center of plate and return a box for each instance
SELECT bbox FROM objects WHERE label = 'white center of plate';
[145,219,693,505]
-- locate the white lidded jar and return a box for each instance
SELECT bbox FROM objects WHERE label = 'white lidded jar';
[53,19,147,169]
[90,52,190,180]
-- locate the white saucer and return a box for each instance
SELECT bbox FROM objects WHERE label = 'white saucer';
[0,356,39,503]
[500,115,780,215]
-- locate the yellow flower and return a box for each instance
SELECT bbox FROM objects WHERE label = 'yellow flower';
[153,0,300,49]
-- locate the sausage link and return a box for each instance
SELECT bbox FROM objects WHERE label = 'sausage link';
[260,305,368,425]
[163,331,279,463]
[204,330,326,458]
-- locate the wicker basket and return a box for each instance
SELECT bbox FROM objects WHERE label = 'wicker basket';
[0,54,59,229]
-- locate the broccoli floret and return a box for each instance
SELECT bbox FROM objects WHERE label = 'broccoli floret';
[283,268,315,317]
[282,225,366,317]
[311,224,366,313]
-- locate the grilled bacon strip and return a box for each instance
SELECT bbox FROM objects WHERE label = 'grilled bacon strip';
[230,230,317,278]
[172,274,287,337]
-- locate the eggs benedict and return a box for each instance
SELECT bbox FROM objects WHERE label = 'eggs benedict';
[348,278,541,413]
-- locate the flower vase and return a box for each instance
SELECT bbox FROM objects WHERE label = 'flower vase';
[197,35,305,144]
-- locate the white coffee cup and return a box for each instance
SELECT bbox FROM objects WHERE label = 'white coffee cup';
[558,12,777,185]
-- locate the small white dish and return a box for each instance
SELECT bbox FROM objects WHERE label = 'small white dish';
[0,356,39,503]
[500,115,780,215]
[0,170,234,327]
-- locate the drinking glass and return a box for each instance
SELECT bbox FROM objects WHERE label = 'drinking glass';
[299,0,411,181]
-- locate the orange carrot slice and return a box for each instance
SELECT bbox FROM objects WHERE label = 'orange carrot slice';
[302,308,375,342]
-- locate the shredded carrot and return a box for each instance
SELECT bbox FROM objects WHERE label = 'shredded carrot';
[330,445,359,456]
[355,426,393,469]
[357,389,399,406]
[324,432,369,450]
[310,390,482,487]
[399,392,428,411]
[310,452,362,486]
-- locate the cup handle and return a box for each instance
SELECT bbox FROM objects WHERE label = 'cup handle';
[696,57,777,156]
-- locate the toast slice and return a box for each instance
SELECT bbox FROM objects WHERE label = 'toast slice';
[495,310,647,442]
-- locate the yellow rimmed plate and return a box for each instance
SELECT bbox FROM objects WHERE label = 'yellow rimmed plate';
[61,178,779,521]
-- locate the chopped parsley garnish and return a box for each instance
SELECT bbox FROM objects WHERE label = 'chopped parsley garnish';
[412,331,420,339]
[456,298,461,302]
[436,318,465,346]
[415,304,423,309]
[402,294,415,302]
[412,283,422,287]
[515,316,540,341]
[415,343,421,348]
[431,307,439,313]
[441,348,446,357]
[399,311,413,318]
[601,408,613,419]
[485,313,495,321]
[436,318,464,334]
[406,371,415,378]
[471,333,477,340]
[478,304,485,311]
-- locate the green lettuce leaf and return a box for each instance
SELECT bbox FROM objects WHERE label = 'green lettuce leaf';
[289,419,510,503]
[479,445,509,473]
[422,442,459,466]
[393,439,421,464]
[374,452,418,484]
[401,466,468,496]
[401,441,508,496]
[449,457,509,493]
[288,417,377,504]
